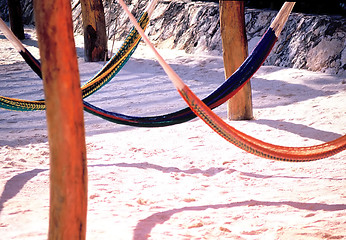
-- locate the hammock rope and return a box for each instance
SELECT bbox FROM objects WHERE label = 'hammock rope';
[0,0,157,110]
[1,0,281,128]
[118,0,346,161]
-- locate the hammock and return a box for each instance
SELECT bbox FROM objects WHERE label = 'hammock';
[0,19,42,78]
[0,0,157,110]
[119,0,346,161]
[0,0,282,128]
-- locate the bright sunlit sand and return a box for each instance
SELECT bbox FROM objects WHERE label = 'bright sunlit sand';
[0,25,345,239]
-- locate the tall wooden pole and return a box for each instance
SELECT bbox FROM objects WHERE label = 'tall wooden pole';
[33,0,88,239]
[7,0,25,39]
[219,0,253,120]
[80,0,108,62]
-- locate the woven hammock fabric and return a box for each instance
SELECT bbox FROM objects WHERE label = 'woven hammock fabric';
[82,27,276,127]
[0,6,151,110]
[119,0,346,161]
[0,4,280,127]
[0,19,42,78]
[0,26,276,124]
[179,86,346,161]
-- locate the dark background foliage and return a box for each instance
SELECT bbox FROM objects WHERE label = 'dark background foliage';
[192,1,346,16]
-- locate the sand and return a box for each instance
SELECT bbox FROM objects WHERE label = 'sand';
[0,25,345,239]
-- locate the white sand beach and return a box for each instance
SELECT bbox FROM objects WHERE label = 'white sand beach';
[0,25,345,239]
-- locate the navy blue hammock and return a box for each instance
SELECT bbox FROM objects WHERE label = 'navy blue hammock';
[1,18,279,127]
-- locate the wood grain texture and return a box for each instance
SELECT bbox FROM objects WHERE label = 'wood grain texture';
[33,0,88,239]
[80,0,108,62]
[219,0,253,120]
[7,0,25,39]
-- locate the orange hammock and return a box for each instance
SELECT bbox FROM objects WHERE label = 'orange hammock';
[119,0,346,162]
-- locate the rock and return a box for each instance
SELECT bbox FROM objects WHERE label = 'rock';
[306,39,343,73]
[0,0,345,75]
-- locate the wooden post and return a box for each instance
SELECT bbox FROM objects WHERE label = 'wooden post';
[80,0,108,62]
[33,0,87,239]
[7,0,25,39]
[219,0,253,120]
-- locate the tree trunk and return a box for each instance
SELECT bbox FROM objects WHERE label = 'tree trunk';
[219,0,253,120]
[33,0,88,239]
[7,0,25,39]
[80,0,108,62]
